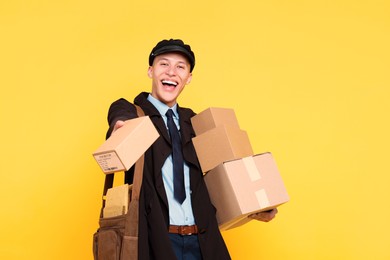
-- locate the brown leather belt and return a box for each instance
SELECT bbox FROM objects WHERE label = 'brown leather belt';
[168,225,198,235]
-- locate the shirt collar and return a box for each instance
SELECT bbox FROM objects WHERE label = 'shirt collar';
[147,94,179,118]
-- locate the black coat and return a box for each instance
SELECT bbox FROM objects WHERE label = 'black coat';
[106,92,231,260]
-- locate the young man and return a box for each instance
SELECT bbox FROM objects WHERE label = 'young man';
[106,39,277,260]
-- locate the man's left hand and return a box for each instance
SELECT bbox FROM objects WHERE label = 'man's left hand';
[248,208,278,222]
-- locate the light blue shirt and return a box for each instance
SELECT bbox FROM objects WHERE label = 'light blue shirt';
[147,94,195,226]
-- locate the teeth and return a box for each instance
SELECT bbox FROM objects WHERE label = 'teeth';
[162,80,177,86]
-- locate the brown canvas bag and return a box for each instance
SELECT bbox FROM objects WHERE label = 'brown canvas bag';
[93,105,145,260]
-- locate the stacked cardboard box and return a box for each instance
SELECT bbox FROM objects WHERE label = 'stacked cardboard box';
[204,153,289,230]
[191,108,289,231]
[192,108,254,173]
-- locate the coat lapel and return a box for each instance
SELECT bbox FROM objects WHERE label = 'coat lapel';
[178,107,200,169]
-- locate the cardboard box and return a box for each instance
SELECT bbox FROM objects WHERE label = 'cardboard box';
[192,125,253,173]
[103,184,130,218]
[93,116,159,174]
[191,107,240,135]
[204,153,289,231]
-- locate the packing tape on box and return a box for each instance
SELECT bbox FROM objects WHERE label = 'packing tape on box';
[242,156,271,208]
[255,189,271,208]
[242,156,261,182]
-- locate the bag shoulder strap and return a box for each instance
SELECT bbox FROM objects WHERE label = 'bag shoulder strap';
[131,105,145,201]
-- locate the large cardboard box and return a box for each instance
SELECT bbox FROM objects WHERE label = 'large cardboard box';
[93,116,159,174]
[191,107,240,135]
[204,153,289,231]
[192,125,253,173]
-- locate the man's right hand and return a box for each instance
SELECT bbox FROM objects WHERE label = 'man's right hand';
[112,120,125,134]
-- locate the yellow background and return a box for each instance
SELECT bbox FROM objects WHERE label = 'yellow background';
[1,0,389,259]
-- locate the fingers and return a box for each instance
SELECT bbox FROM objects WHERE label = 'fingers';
[112,120,125,134]
[248,208,278,222]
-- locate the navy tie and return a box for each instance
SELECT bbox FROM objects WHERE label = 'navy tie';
[166,109,186,204]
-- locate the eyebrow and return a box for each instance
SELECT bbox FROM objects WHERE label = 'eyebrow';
[158,57,187,64]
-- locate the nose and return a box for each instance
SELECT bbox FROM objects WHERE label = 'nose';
[165,66,176,76]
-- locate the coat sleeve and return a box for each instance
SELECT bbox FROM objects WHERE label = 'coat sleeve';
[106,98,138,139]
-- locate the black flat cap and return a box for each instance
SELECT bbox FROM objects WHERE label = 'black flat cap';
[149,39,195,72]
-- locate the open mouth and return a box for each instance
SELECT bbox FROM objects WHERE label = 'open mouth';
[162,80,178,87]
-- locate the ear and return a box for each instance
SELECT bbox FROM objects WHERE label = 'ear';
[186,73,193,85]
[147,66,153,78]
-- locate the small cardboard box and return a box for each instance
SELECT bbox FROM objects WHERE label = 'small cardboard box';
[192,125,253,173]
[103,184,130,218]
[93,116,159,174]
[204,153,289,231]
[191,107,240,135]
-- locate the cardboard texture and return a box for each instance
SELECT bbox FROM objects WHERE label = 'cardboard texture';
[103,184,130,218]
[192,125,253,173]
[93,116,159,174]
[204,153,289,231]
[190,107,240,135]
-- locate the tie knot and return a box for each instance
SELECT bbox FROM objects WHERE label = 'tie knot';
[166,109,174,119]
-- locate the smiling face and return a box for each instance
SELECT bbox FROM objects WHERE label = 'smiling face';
[148,52,192,107]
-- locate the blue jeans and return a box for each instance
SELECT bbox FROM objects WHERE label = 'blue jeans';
[168,233,203,260]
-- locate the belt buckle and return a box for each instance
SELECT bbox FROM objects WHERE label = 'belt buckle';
[179,225,193,236]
